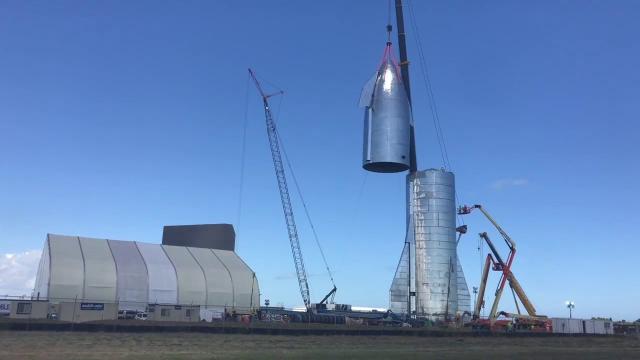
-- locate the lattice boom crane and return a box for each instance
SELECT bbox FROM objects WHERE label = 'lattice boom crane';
[248,68,311,310]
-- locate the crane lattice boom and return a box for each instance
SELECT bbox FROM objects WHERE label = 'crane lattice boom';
[248,69,311,310]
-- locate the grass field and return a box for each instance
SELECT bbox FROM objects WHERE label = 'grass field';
[0,331,638,359]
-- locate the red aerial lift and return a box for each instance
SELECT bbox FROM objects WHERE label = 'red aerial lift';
[458,205,550,332]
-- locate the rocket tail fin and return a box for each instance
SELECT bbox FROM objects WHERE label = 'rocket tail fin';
[389,242,410,314]
[456,254,471,314]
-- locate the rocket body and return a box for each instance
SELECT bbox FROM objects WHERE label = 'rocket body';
[361,59,411,173]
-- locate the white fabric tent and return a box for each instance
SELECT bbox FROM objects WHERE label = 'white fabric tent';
[108,240,149,311]
[162,245,206,306]
[33,240,50,300]
[212,249,259,311]
[47,235,84,302]
[33,234,260,314]
[80,237,117,302]
[136,242,178,305]
[188,247,233,307]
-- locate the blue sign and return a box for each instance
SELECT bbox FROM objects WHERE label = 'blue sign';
[80,303,104,311]
[0,301,10,314]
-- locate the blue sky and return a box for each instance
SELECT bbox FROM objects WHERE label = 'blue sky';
[1,1,638,320]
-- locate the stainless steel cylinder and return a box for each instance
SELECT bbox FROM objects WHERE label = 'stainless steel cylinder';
[361,61,411,173]
[410,169,458,319]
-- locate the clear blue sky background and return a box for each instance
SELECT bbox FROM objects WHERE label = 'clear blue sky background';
[1,1,638,320]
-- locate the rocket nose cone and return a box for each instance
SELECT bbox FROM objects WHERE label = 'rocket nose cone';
[378,61,401,93]
[362,62,412,174]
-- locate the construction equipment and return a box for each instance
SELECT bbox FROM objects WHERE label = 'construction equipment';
[318,286,337,306]
[248,69,336,311]
[471,312,552,333]
[458,205,543,328]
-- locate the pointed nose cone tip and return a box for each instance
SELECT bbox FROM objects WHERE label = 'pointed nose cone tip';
[378,60,400,79]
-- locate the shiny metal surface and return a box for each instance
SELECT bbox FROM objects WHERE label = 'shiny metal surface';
[389,169,471,318]
[456,255,471,313]
[412,169,458,318]
[389,242,410,314]
[361,59,411,173]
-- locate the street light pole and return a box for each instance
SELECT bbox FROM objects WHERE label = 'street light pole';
[565,301,575,319]
[473,286,478,314]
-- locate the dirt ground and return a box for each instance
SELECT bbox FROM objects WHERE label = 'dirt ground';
[0,331,638,359]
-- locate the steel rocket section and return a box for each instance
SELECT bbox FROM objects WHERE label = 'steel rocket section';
[360,58,411,173]
[411,169,459,319]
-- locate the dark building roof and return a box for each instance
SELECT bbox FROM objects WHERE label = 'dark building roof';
[162,224,235,251]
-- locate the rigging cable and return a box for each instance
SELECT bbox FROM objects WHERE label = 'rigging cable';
[387,0,392,27]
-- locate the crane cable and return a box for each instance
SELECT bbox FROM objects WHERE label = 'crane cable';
[406,0,467,228]
[241,71,336,300]
[406,0,451,171]
[275,117,337,289]
[237,72,282,248]
[268,90,337,290]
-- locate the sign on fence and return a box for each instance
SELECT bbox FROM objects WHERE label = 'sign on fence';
[80,303,105,311]
[200,307,225,322]
[0,301,10,315]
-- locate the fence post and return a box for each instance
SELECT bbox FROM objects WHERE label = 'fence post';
[72,295,78,330]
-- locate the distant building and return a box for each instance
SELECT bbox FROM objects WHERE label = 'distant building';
[162,224,236,251]
[32,225,259,317]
